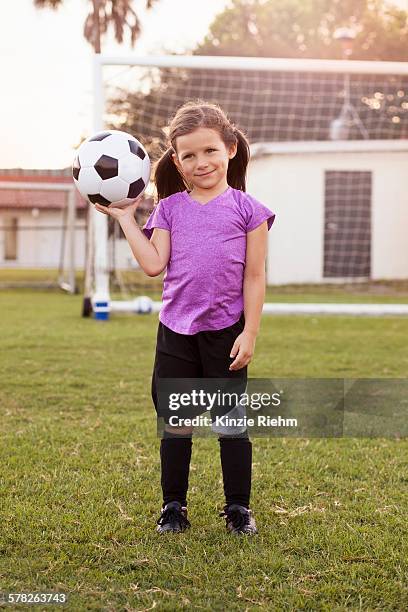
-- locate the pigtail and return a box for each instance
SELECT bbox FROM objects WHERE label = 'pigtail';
[154,148,186,201]
[227,128,250,192]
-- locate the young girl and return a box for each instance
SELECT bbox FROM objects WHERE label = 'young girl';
[94,101,276,535]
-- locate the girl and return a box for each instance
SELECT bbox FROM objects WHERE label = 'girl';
[94,101,276,535]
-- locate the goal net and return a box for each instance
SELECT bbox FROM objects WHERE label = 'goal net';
[105,58,408,148]
[0,178,79,293]
[88,55,408,317]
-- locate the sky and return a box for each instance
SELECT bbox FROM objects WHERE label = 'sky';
[1,0,407,170]
[0,0,229,169]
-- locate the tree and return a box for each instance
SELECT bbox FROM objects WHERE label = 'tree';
[195,0,408,61]
[100,0,408,154]
[34,0,158,52]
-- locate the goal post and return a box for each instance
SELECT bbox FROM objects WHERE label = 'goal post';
[86,53,408,319]
[82,56,109,319]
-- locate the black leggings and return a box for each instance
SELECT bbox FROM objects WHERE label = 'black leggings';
[151,313,252,508]
[160,433,252,508]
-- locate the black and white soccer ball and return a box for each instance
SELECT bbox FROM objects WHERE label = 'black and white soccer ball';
[72,130,151,207]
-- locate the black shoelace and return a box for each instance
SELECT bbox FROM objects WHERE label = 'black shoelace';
[157,506,189,529]
[219,507,250,530]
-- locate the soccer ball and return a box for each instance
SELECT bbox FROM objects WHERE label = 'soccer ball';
[72,130,150,207]
[133,296,153,314]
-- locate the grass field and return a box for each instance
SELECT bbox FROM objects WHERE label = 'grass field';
[1,286,407,611]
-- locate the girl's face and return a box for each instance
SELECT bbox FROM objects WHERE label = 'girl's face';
[172,127,237,192]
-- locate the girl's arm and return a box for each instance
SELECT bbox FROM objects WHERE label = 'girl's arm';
[120,217,170,277]
[243,222,268,337]
[229,221,268,371]
[93,201,170,277]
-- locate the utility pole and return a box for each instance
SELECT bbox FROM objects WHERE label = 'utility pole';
[329,27,369,141]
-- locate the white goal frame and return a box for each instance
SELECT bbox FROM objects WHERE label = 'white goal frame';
[88,54,408,320]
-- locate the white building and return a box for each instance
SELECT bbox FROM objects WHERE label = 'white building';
[248,141,408,285]
[2,144,407,287]
[0,169,152,273]
[0,169,87,270]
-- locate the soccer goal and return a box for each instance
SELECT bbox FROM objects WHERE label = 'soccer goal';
[86,53,408,319]
[0,180,78,293]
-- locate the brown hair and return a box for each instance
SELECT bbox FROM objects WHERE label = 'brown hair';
[154,100,250,201]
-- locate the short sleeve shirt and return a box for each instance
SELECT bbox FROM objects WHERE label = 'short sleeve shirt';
[143,186,276,334]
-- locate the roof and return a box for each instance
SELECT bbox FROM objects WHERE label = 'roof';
[250,139,408,158]
[0,168,155,212]
[0,168,86,210]
[0,188,86,210]
[0,168,73,178]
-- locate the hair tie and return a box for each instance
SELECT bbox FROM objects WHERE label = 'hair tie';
[232,125,240,139]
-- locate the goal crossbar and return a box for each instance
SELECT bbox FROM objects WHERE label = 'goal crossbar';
[96,54,408,75]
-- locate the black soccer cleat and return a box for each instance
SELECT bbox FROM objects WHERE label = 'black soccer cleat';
[219,503,258,535]
[156,501,191,534]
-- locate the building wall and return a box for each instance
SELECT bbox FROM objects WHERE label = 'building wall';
[248,149,408,284]
[0,209,86,268]
[0,209,139,271]
[109,234,139,270]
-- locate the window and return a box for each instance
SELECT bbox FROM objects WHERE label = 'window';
[5,216,18,260]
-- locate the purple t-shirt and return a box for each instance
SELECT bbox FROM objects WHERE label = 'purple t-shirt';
[142,186,276,334]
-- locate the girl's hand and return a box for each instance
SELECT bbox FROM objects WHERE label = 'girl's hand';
[229,331,256,371]
[93,196,143,222]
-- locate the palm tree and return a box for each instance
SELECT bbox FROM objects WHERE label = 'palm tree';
[34,0,158,52]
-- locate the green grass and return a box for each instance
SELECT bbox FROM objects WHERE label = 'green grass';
[1,289,407,611]
[2,269,408,303]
